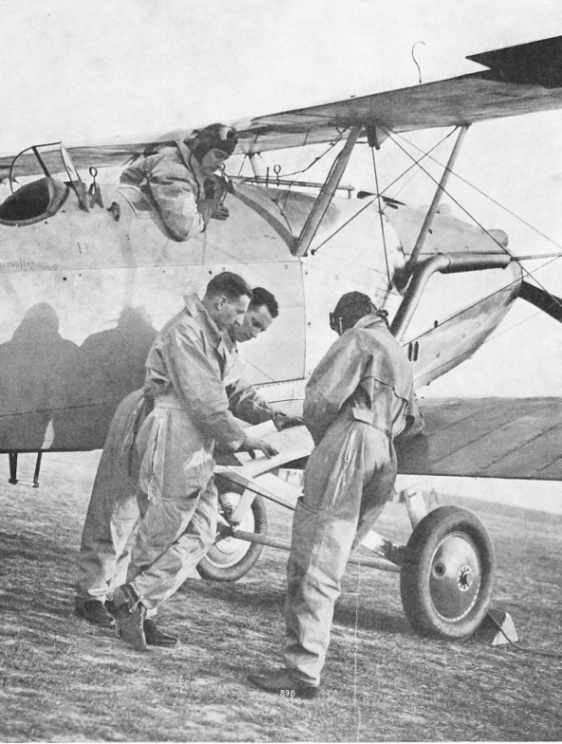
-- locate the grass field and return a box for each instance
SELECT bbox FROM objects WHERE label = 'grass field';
[0,452,561,742]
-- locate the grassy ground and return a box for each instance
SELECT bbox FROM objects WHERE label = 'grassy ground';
[0,452,561,741]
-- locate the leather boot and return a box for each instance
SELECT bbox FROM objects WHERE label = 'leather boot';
[75,598,116,628]
[143,618,178,647]
[248,668,319,699]
[112,584,147,652]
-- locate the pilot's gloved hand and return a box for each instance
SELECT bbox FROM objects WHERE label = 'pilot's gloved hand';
[204,177,218,199]
[199,198,216,224]
[273,413,305,431]
[211,204,230,220]
[204,174,232,199]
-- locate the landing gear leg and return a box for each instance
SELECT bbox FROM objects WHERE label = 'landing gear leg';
[33,452,43,488]
[8,452,18,485]
[7,451,43,487]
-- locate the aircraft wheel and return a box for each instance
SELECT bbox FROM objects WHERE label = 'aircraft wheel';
[197,493,268,582]
[400,506,495,639]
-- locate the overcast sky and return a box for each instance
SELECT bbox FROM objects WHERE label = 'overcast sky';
[1,0,562,396]
[0,0,560,145]
[1,0,561,148]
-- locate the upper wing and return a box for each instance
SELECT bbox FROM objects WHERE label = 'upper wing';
[2,35,562,177]
[396,397,562,481]
[238,35,562,154]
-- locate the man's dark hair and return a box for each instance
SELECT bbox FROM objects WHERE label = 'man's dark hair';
[250,287,279,318]
[206,272,253,302]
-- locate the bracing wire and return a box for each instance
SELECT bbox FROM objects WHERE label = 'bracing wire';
[279,130,311,214]
[379,128,457,199]
[390,128,562,256]
[275,129,347,180]
[310,196,378,256]
[381,126,562,315]
[310,129,457,256]
[301,261,404,300]
[236,154,248,178]
[309,244,405,290]
[241,129,347,191]
[388,133,562,258]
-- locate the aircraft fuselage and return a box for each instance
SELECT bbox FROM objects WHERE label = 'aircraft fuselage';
[0,174,521,452]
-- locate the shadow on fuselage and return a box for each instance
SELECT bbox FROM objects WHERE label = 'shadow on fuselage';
[0,304,157,452]
[0,303,80,451]
[56,307,157,450]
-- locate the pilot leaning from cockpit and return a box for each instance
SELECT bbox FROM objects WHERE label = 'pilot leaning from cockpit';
[119,123,237,241]
[248,291,423,699]
[74,285,299,643]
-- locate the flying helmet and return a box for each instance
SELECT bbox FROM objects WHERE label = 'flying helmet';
[188,123,238,162]
[329,291,381,334]
[329,291,374,334]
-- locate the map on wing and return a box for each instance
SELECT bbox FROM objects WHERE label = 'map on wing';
[229,421,314,477]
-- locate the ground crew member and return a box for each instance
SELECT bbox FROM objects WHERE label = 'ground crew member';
[120,123,237,241]
[223,287,301,430]
[111,273,281,651]
[249,291,423,698]
[75,287,298,641]
[74,385,150,629]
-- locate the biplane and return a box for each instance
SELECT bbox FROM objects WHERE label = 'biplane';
[1,35,562,640]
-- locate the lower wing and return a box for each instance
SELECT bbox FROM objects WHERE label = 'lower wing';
[396,397,562,481]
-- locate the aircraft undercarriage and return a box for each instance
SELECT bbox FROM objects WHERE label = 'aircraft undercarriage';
[200,469,495,641]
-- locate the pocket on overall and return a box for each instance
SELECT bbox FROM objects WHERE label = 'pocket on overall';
[156,411,213,500]
[303,420,361,514]
[137,412,164,500]
[181,447,214,497]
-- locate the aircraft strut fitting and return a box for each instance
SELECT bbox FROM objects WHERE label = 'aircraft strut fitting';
[391,252,512,341]
[405,125,469,276]
[293,126,361,257]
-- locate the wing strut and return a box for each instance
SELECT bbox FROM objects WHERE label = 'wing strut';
[293,126,361,257]
[405,125,469,275]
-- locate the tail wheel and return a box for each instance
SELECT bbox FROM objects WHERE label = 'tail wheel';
[400,506,495,639]
[197,493,268,582]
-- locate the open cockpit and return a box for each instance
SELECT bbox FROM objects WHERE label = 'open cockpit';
[0,177,69,225]
[0,141,93,225]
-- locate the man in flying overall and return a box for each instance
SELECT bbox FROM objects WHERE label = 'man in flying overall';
[120,123,237,241]
[109,273,290,651]
[75,287,298,643]
[249,292,423,698]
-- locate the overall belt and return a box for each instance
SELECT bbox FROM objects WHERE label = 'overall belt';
[154,394,184,411]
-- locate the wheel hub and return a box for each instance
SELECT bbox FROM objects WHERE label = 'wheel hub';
[207,495,255,567]
[457,565,473,591]
[429,533,481,621]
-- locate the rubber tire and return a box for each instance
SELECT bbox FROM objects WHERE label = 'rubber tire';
[400,505,495,639]
[197,494,268,582]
